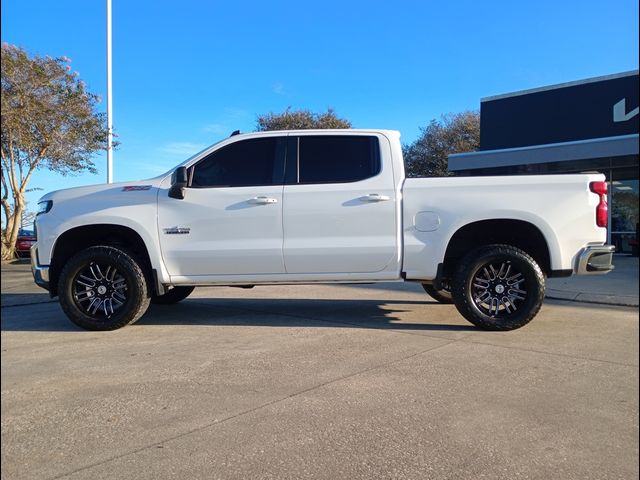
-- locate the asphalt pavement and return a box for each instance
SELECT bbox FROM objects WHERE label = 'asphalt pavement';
[1,255,638,480]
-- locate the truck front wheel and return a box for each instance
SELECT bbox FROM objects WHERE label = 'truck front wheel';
[451,245,545,331]
[58,246,151,331]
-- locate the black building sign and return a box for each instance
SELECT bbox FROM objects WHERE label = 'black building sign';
[480,72,639,150]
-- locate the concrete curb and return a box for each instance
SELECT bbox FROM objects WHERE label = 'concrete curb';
[546,287,639,308]
[546,294,639,308]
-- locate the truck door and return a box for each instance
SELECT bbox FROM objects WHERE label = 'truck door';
[157,136,286,277]
[282,134,398,274]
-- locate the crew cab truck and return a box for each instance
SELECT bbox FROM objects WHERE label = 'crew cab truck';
[31,129,614,331]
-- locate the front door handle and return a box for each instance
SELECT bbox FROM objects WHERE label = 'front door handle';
[360,193,391,203]
[248,196,278,205]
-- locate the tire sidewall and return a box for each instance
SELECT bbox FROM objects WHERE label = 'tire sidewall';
[58,246,149,330]
[453,246,545,330]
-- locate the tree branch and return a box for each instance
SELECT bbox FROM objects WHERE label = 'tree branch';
[20,145,47,194]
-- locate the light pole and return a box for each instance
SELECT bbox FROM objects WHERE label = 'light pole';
[106,0,113,183]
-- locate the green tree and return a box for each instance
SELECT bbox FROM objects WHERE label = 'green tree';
[403,111,480,177]
[256,107,351,131]
[1,44,109,259]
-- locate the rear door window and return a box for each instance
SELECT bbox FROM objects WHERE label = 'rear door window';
[297,136,380,184]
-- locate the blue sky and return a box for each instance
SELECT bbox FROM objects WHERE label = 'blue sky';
[2,0,639,213]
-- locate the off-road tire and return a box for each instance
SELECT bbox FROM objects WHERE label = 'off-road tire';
[58,245,151,331]
[422,281,453,304]
[451,244,545,331]
[151,286,195,305]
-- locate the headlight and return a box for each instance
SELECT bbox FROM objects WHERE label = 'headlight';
[37,200,53,215]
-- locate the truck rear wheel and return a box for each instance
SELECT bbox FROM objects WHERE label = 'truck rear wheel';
[451,245,545,331]
[151,286,195,304]
[422,280,453,304]
[58,246,151,331]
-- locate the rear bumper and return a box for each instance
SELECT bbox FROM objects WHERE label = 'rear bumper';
[575,244,615,275]
[30,244,50,291]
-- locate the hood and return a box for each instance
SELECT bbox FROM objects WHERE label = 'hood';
[38,175,166,204]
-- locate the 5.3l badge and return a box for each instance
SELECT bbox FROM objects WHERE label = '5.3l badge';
[163,226,191,235]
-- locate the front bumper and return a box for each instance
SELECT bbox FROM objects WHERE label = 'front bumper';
[575,244,615,275]
[30,244,50,291]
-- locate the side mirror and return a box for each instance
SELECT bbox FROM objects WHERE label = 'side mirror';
[168,166,188,199]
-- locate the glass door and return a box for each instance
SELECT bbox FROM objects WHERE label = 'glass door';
[610,170,639,254]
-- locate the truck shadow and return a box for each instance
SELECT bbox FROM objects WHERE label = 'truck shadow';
[0,295,475,332]
[1,292,56,308]
[137,298,476,331]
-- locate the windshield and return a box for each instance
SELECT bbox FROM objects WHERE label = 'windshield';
[157,138,229,179]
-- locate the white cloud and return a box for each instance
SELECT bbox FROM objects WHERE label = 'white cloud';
[272,82,285,95]
[136,162,174,175]
[160,142,207,156]
[202,107,253,137]
[203,123,228,135]
[224,107,251,119]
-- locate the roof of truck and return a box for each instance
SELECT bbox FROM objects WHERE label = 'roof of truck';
[229,129,401,138]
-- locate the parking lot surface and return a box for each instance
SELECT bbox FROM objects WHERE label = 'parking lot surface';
[2,277,638,480]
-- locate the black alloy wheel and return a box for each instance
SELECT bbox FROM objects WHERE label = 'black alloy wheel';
[72,262,128,317]
[451,244,545,331]
[58,246,150,330]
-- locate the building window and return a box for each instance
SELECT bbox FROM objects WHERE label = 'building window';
[610,170,639,254]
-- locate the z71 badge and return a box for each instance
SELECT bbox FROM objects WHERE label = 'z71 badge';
[122,185,152,191]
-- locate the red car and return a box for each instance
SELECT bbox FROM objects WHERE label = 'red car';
[16,228,36,257]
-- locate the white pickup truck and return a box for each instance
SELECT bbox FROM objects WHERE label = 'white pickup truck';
[32,129,614,331]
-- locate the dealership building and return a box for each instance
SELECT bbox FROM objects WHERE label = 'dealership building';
[449,70,639,253]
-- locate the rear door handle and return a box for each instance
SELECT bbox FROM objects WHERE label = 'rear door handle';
[360,193,391,202]
[248,196,278,205]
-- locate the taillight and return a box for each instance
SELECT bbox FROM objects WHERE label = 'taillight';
[590,181,608,228]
